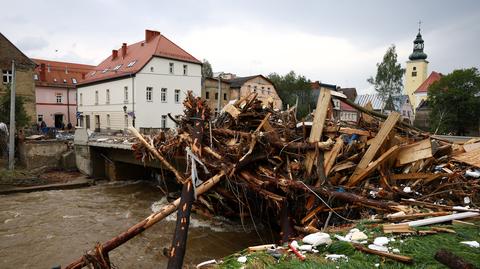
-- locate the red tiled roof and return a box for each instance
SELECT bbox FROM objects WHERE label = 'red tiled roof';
[415,71,442,93]
[79,30,201,85]
[340,100,357,111]
[32,58,95,88]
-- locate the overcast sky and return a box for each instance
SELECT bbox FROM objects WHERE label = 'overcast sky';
[2,0,479,93]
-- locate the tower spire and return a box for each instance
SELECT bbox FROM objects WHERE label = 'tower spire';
[418,20,422,33]
[409,22,427,61]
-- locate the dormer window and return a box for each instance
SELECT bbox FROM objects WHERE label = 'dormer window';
[72,78,77,84]
[113,64,122,71]
[127,60,137,67]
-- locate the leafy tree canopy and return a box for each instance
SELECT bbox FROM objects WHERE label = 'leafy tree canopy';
[0,84,30,127]
[268,71,313,118]
[202,59,213,79]
[428,68,480,135]
[367,45,405,106]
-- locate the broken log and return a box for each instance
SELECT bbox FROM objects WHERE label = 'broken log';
[434,249,475,269]
[353,243,413,264]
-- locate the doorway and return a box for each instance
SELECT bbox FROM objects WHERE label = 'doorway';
[95,115,100,132]
[85,115,90,129]
[54,114,64,129]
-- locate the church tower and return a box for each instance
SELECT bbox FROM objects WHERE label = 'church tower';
[405,26,428,109]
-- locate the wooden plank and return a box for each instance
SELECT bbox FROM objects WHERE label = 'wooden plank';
[346,145,399,187]
[304,89,331,175]
[395,139,432,166]
[463,142,480,153]
[339,127,371,136]
[223,103,241,119]
[347,112,400,185]
[390,172,434,180]
[324,136,344,176]
[453,147,480,168]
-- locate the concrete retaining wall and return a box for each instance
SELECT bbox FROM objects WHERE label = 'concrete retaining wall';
[18,140,70,170]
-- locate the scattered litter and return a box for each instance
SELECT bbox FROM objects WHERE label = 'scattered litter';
[460,241,479,248]
[237,256,247,263]
[368,244,389,252]
[196,259,217,268]
[299,244,313,251]
[403,187,412,193]
[465,169,480,178]
[373,237,390,246]
[325,254,348,261]
[464,197,471,204]
[303,232,332,246]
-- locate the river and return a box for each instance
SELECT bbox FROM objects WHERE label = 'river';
[0,181,264,268]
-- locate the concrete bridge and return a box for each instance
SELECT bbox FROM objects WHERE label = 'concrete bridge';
[74,128,185,181]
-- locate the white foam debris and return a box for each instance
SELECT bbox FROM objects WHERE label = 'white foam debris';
[290,240,300,249]
[403,187,412,193]
[460,241,479,248]
[373,237,390,246]
[350,231,368,241]
[303,232,332,246]
[368,244,389,252]
[325,254,348,261]
[465,169,480,178]
[299,244,313,251]
[237,256,247,263]
[387,211,406,218]
[375,263,380,267]
[392,248,400,253]
[464,197,471,204]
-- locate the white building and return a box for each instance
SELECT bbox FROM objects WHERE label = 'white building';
[77,29,202,132]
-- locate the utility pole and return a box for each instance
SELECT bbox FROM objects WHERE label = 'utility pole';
[217,72,223,116]
[8,60,16,170]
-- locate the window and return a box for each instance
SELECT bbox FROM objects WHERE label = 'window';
[124,86,128,103]
[205,91,210,99]
[38,115,43,122]
[106,114,111,128]
[169,62,174,74]
[72,78,77,84]
[113,64,122,71]
[146,87,153,102]
[161,88,167,102]
[127,60,137,67]
[56,93,62,103]
[413,67,417,71]
[412,71,417,77]
[3,70,13,84]
[261,86,265,94]
[161,115,167,129]
[215,92,218,100]
[174,89,180,103]
[183,64,188,75]
[106,89,110,104]
[214,108,218,117]
[34,74,39,80]
[253,86,257,92]
[79,93,83,106]
[95,91,99,105]
[102,68,109,73]
[223,93,227,100]
[150,66,154,72]
[63,79,67,83]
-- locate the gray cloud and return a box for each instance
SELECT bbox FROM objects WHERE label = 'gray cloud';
[15,36,49,51]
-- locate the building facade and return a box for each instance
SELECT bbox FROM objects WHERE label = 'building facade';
[202,77,230,115]
[228,75,282,109]
[404,30,429,110]
[0,33,37,125]
[33,59,94,128]
[77,30,202,131]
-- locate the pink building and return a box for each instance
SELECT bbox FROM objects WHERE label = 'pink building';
[33,59,94,128]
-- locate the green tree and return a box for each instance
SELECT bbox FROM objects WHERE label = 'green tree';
[201,59,213,79]
[428,68,480,135]
[0,84,30,127]
[268,71,312,118]
[367,45,405,110]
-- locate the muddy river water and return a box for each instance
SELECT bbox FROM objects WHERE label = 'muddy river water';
[0,181,264,268]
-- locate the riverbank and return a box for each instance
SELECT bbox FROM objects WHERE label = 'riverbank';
[214,221,480,268]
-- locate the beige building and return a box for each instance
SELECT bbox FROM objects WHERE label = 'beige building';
[0,33,37,124]
[404,30,429,110]
[202,77,231,115]
[228,75,282,109]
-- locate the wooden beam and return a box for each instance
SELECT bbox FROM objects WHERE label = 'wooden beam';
[346,145,400,187]
[347,112,400,185]
[324,136,344,177]
[395,138,432,166]
[453,147,480,168]
[304,89,331,175]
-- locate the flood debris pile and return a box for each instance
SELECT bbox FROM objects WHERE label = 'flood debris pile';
[65,90,479,268]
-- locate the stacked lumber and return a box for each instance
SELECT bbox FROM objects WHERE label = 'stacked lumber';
[131,90,479,237]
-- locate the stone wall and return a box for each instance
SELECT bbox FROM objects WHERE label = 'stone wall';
[18,140,69,169]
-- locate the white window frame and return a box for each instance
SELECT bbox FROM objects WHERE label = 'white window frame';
[174,89,180,104]
[124,86,129,103]
[2,70,13,84]
[56,93,63,104]
[169,62,174,74]
[161,88,167,103]
[183,64,188,75]
[106,89,110,104]
[161,115,167,129]
[146,87,153,102]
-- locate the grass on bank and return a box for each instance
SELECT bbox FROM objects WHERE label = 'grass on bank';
[217,222,480,269]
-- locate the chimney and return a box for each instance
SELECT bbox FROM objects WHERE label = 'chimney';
[40,63,46,81]
[121,43,127,58]
[145,29,160,43]
[112,49,118,60]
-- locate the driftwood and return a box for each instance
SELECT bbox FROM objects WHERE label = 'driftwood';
[434,249,475,269]
[353,243,413,264]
